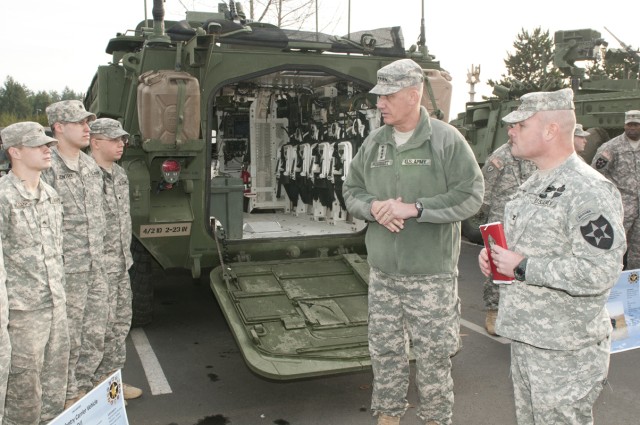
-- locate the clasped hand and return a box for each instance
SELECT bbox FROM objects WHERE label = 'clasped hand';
[371,197,413,233]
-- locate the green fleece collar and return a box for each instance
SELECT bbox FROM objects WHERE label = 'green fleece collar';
[371,106,433,148]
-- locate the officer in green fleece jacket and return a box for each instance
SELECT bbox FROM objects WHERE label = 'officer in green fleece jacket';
[343,59,484,425]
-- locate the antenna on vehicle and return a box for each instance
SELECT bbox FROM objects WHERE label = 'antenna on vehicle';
[347,0,351,40]
[417,0,430,58]
[147,0,171,45]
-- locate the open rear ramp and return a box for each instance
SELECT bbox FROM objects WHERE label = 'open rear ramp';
[210,253,372,379]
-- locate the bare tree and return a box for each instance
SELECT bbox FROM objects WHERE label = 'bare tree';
[249,0,317,29]
[248,0,340,31]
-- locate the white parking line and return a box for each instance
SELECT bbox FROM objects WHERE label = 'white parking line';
[130,328,173,395]
[460,318,511,344]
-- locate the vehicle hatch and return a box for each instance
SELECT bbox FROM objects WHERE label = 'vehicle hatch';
[210,253,372,379]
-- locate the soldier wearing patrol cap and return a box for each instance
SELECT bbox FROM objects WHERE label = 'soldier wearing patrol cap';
[478,143,536,336]
[592,109,640,269]
[0,122,70,424]
[479,88,626,425]
[344,58,484,425]
[42,101,109,409]
[88,119,142,401]
[573,123,590,156]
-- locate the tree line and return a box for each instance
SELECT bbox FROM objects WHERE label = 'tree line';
[0,76,83,127]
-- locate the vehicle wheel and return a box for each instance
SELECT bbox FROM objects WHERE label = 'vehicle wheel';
[129,238,158,327]
[462,214,484,245]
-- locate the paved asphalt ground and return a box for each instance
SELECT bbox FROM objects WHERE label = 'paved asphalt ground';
[121,242,640,425]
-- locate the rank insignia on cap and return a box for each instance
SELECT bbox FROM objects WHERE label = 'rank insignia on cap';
[580,215,614,249]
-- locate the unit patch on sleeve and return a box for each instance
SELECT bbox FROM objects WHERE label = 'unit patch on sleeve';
[594,157,608,169]
[580,215,614,249]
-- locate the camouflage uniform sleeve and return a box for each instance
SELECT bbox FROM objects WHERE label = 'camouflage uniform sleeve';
[343,142,376,222]
[526,185,626,296]
[479,156,504,221]
[591,142,613,179]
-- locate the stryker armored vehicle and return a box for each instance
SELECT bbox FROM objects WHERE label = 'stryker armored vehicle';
[452,28,640,243]
[84,0,453,379]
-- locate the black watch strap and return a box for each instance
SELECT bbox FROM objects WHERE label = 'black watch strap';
[415,201,424,218]
[514,258,528,281]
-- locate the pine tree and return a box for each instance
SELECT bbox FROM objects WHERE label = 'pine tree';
[0,77,32,119]
[488,27,567,99]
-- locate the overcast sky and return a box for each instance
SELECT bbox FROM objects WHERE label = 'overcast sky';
[1,0,637,117]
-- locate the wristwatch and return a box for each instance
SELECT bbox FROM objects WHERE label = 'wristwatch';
[415,201,424,218]
[513,258,528,282]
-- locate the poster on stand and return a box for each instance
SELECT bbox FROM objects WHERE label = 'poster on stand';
[607,269,640,353]
[50,369,129,425]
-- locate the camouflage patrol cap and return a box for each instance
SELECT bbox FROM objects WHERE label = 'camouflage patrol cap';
[574,123,590,137]
[90,118,129,141]
[502,88,575,124]
[370,59,425,96]
[625,110,640,124]
[46,100,96,126]
[0,122,58,149]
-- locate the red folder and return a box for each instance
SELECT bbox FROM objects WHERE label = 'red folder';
[479,222,513,284]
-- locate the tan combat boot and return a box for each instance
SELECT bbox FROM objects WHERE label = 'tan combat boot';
[485,309,498,336]
[377,414,401,425]
[63,390,87,410]
[123,383,143,400]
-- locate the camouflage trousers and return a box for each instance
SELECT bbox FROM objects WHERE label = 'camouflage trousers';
[482,275,500,310]
[510,338,610,425]
[625,218,640,270]
[94,270,133,382]
[65,270,108,399]
[368,267,460,425]
[4,305,69,425]
[0,321,10,424]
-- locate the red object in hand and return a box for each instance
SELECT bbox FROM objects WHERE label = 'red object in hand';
[479,222,513,284]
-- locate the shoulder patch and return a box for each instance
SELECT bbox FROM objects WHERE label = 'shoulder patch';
[490,158,503,170]
[580,215,614,249]
[594,157,608,169]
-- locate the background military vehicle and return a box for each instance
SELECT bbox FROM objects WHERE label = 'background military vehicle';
[84,0,452,379]
[452,28,640,243]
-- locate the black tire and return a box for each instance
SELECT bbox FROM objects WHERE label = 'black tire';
[462,214,484,245]
[129,238,158,327]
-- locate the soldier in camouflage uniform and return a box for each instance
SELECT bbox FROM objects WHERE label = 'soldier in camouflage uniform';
[0,122,70,424]
[479,88,626,425]
[573,124,590,157]
[479,143,536,335]
[0,242,10,424]
[591,110,640,269]
[343,59,484,425]
[43,101,109,408]
[89,118,143,401]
